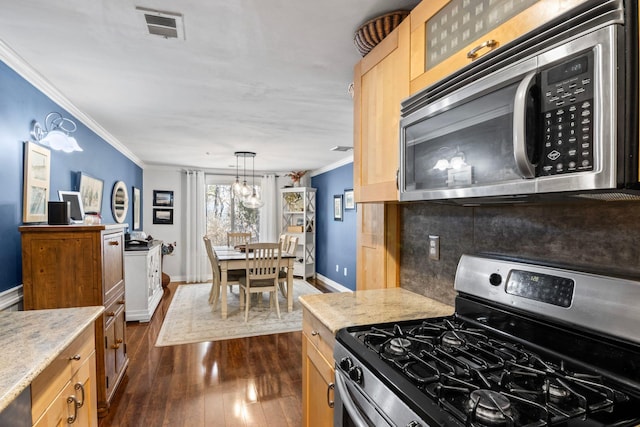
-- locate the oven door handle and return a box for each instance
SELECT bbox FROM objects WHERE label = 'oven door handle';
[334,370,374,427]
[513,71,538,178]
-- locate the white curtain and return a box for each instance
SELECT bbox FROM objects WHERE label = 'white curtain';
[259,174,278,242]
[184,170,208,283]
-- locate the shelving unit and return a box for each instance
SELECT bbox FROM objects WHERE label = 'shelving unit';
[281,187,316,279]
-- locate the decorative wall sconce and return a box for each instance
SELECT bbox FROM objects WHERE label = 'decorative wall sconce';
[30,112,83,153]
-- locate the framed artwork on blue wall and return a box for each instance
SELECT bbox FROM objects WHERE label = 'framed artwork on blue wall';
[344,189,355,210]
[333,194,343,221]
[23,141,51,223]
[78,172,103,214]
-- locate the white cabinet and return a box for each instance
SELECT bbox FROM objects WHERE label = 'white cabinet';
[281,187,316,279]
[124,242,162,322]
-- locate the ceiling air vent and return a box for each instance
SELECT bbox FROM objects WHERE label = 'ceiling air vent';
[136,7,185,40]
[330,146,353,152]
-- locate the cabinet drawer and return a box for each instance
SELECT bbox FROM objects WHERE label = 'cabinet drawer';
[302,308,334,363]
[31,325,95,423]
[103,294,125,329]
[33,352,96,427]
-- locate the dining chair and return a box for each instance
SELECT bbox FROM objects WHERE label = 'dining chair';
[278,235,298,298]
[238,243,282,322]
[278,233,290,252]
[227,232,251,247]
[203,236,244,308]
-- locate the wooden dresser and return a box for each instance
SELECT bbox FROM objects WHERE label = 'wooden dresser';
[19,224,129,418]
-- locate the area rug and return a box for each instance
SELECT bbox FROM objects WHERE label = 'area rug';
[155,279,321,346]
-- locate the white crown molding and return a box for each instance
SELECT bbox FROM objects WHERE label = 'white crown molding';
[0,39,145,168]
[316,274,352,293]
[310,155,353,177]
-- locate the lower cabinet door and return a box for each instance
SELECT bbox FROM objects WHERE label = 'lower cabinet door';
[33,353,97,427]
[302,336,335,427]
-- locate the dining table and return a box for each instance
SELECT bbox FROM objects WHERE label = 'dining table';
[213,245,296,319]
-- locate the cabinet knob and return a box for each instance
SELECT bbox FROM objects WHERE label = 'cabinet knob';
[311,330,319,336]
[106,311,116,317]
[118,299,126,304]
[111,343,120,349]
[69,354,81,361]
[116,338,123,344]
[109,241,120,246]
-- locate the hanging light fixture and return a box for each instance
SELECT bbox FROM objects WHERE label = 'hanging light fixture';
[231,153,243,196]
[30,112,83,153]
[243,152,264,209]
[232,151,254,200]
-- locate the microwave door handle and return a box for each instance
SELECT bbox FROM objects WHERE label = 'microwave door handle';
[513,71,537,178]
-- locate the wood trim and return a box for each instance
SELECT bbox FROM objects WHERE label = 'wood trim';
[385,203,400,288]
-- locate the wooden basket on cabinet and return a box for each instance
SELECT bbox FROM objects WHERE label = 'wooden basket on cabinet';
[354,10,410,56]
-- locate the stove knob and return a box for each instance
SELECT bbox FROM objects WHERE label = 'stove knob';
[489,273,502,286]
[406,422,422,427]
[349,366,363,385]
[339,357,353,372]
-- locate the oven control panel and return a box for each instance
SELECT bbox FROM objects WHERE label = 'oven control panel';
[505,269,574,307]
[538,51,594,177]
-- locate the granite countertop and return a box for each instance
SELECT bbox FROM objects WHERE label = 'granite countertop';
[299,288,454,334]
[0,306,104,413]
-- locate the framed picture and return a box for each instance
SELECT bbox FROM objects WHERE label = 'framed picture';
[133,187,141,230]
[344,189,355,210]
[58,190,85,223]
[153,190,174,207]
[153,208,174,224]
[78,172,103,214]
[23,141,51,223]
[333,194,343,221]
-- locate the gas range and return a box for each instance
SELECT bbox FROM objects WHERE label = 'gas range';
[334,255,640,426]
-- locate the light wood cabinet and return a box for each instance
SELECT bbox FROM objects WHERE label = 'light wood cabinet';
[356,203,400,290]
[124,242,163,322]
[31,324,97,427]
[353,18,410,203]
[20,224,129,418]
[302,308,335,427]
[409,0,589,94]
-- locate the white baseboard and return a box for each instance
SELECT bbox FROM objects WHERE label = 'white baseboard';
[316,274,353,293]
[0,285,23,311]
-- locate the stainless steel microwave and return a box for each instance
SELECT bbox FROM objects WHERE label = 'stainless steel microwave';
[399,1,638,204]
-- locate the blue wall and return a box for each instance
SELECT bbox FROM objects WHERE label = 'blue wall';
[311,162,356,290]
[0,60,143,293]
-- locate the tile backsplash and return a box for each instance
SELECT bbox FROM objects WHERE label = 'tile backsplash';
[400,200,640,305]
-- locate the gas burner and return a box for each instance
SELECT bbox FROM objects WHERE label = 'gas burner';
[387,337,412,355]
[441,331,465,348]
[542,380,571,403]
[468,390,513,425]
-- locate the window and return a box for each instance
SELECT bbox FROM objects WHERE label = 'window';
[205,182,260,245]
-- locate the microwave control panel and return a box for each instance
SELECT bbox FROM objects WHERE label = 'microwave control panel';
[538,51,595,177]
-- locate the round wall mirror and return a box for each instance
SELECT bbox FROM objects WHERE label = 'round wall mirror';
[111,181,129,224]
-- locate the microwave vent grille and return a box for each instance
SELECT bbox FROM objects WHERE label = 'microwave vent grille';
[573,192,640,202]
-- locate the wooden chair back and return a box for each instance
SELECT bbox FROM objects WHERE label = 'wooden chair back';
[227,232,251,247]
[245,243,281,282]
[285,236,298,256]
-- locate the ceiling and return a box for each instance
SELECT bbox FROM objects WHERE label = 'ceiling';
[0,0,419,174]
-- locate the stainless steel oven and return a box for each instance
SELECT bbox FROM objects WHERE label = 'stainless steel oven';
[334,254,640,426]
[399,0,638,204]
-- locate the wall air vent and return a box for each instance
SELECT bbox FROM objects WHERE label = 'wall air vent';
[136,7,185,40]
[330,146,353,152]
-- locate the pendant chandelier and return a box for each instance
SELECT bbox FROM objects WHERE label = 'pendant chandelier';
[232,151,263,209]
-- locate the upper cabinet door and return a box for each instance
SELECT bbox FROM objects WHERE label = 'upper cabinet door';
[409,0,589,95]
[354,18,411,203]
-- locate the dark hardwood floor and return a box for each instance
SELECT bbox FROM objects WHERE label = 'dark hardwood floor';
[98,278,330,427]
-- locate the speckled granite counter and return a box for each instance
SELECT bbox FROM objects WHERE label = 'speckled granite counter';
[0,306,104,413]
[299,288,454,334]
